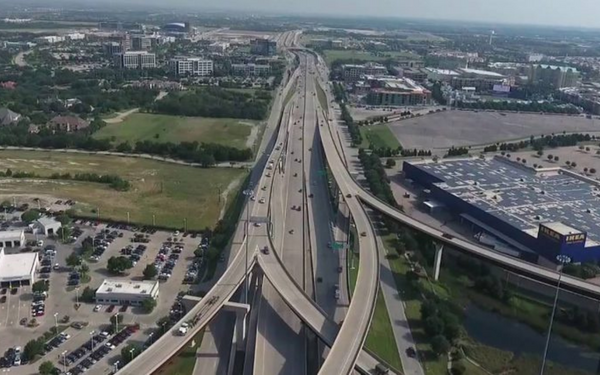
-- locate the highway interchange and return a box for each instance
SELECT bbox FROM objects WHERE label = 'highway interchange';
[116,30,600,375]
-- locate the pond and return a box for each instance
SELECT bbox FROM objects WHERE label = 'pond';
[463,304,600,373]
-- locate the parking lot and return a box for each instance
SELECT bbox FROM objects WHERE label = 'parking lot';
[0,213,204,373]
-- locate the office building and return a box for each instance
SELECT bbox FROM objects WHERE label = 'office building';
[231,63,271,76]
[0,230,25,248]
[451,68,507,92]
[103,42,123,57]
[131,35,155,51]
[529,64,580,89]
[341,63,388,82]
[114,51,156,69]
[95,279,159,306]
[208,42,229,54]
[169,57,213,76]
[364,76,431,106]
[250,38,277,56]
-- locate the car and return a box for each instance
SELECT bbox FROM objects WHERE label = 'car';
[308,193,314,198]
[289,229,294,234]
[259,198,265,204]
[360,232,367,237]
[10,288,17,295]
[0,296,5,303]
[0,288,5,295]
[261,246,270,255]
[406,347,416,358]
[19,318,27,325]
[337,266,343,273]
[107,305,115,313]
[346,194,352,198]
[119,305,128,312]
[53,263,60,270]
[442,233,454,240]
[93,305,102,312]
[68,279,80,286]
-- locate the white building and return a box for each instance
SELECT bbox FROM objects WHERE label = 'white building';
[231,63,271,76]
[36,36,65,44]
[0,230,25,247]
[169,57,213,76]
[66,33,86,41]
[114,51,156,69]
[33,217,62,236]
[208,42,229,54]
[95,279,159,306]
[0,248,38,285]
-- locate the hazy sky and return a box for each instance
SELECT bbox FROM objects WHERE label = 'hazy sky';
[107,0,600,28]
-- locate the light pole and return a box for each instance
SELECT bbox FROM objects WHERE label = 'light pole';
[53,312,58,334]
[242,184,254,305]
[540,254,571,375]
[129,347,135,362]
[75,286,80,308]
[90,330,96,352]
[114,313,119,333]
[61,350,67,373]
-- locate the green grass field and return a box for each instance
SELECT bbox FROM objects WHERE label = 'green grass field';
[323,49,421,65]
[155,330,204,375]
[360,124,401,149]
[347,235,402,371]
[0,150,246,230]
[94,113,259,150]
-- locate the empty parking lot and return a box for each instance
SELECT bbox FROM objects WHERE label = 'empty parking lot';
[388,111,600,150]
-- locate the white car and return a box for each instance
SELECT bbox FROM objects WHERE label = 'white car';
[93,305,102,312]
[36,240,44,247]
[250,196,256,201]
[259,198,265,204]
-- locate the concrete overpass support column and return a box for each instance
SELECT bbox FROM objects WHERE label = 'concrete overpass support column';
[433,244,444,281]
[235,310,247,351]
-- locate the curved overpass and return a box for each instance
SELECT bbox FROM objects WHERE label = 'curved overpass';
[313,77,600,301]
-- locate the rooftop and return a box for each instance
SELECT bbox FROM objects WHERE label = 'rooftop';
[536,64,578,73]
[459,68,505,78]
[96,279,159,296]
[0,248,37,282]
[413,157,600,246]
[424,67,460,76]
[0,229,24,240]
[36,217,60,227]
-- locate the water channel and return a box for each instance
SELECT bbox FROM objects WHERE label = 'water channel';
[464,304,600,374]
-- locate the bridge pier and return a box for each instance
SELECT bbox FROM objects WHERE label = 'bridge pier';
[223,302,250,351]
[433,244,444,281]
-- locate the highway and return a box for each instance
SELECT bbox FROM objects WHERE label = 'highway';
[310,49,600,301]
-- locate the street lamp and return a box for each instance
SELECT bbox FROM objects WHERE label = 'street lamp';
[540,254,571,375]
[90,330,96,352]
[53,312,58,334]
[129,347,135,362]
[75,286,80,308]
[114,312,119,333]
[61,350,67,373]
[242,184,254,305]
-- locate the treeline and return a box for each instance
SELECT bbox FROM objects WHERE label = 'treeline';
[1,169,130,191]
[358,148,397,207]
[455,100,580,114]
[0,124,252,164]
[127,140,253,165]
[446,146,469,157]
[339,103,362,146]
[332,82,347,102]
[401,149,432,157]
[483,133,594,153]
[150,87,270,120]
[371,146,402,157]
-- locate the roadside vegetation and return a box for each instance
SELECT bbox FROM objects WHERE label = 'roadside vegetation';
[0,150,246,230]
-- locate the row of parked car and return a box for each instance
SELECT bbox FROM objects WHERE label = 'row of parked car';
[65,325,138,375]
[155,242,181,280]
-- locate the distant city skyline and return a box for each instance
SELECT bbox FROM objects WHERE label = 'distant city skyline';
[64,0,600,29]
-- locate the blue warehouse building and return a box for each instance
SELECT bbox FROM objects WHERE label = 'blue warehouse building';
[403,156,600,263]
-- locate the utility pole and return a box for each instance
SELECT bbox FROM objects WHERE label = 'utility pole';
[242,184,254,305]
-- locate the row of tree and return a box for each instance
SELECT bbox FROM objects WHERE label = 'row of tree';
[483,133,594,153]
[150,87,271,120]
[400,149,433,157]
[446,146,470,157]
[455,100,580,114]
[358,148,397,207]
[339,103,362,146]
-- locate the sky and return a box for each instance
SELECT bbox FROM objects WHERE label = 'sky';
[98,0,600,28]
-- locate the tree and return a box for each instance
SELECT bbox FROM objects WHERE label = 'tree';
[32,280,49,293]
[431,335,451,356]
[0,200,10,208]
[586,147,591,152]
[424,316,444,337]
[66,253,82,268]
[121,343,142,364]
[451,361,467,375]
[566,161,571,166]
[81,286,96,303]
[571,161,577,168]
[590,168,597,174]
[537,150,543,156]
[547,154,553,161]
[24,338,44,361]
[554,156,559,162]
[21,209,40,223]
[143,264,158,280]
[141,298,157,313]
[584,167,589,173]
[56,214,71,226]
[39,361,56,375]
[110,313,124,326]
[385,158,396,168]
[79,262,90,276]
[107,256,133,275]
